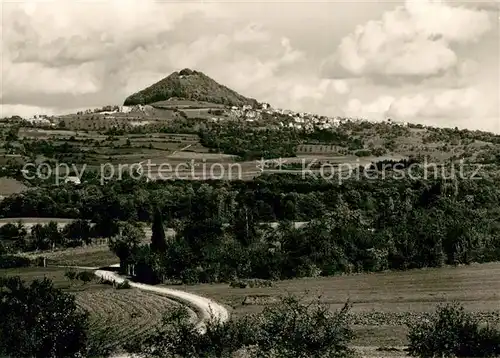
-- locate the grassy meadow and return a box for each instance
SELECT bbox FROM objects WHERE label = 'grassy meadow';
[165,262,500,349]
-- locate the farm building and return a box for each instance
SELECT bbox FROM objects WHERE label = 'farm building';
[65,176,81,185]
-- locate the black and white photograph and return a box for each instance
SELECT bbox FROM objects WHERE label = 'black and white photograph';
[0,0,499,357]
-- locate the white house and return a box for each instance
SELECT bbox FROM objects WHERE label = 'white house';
[26,117,51,125]
[65,176,81,185]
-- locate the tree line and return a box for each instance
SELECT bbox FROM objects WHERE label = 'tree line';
[0,219,117,254]
[109,179,500,285]
[2,172,498,224]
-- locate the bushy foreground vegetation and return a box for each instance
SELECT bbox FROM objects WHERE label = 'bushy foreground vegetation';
[128,296,355,358]
[0,275,356,358]
[1,275,499,358]
[408,303,500,358]
[0,276,91,358]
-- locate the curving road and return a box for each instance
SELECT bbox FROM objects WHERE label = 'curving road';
[64,264,229,357]
[93,265,230,334]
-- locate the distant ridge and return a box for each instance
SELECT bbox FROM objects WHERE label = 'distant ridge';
[123,68,259,107]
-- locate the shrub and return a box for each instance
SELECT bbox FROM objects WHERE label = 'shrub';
[229,279,273,289]
[127,305,257,357]
[115,280,131,290]
[254,296,354,358]
[407,302,500,357]
[64,269,78,282]
[130,295,354,358]
[99,278,114,286]
[247,278,273,288]
[75,271,95,284]
[354,149,371,157]
[230,280,247,288]
[180,268,201,285]
[84,326,114,358]
[242,294,279,306]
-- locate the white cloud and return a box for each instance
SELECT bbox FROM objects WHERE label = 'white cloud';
[344,86,499,131]
[1,0,498,132]
[344,96,395,121]
[2,0,315,112]
[322,0,492,79]
[1,1,224,101]
[0,104,87,118]
[405,0,492,42]
[326,0,498,131]
[291,80,345,102]
[3,62,100,96]
[388,87,497,119]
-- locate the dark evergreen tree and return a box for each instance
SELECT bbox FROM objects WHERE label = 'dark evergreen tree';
[150,207,168,253]
[232,205,257,246]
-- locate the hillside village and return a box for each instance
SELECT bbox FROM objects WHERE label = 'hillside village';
[22,101,410,132]
[16,68,410,132]
[226,102,410,130]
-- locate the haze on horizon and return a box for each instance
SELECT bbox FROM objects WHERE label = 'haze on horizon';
[1,0,499,132]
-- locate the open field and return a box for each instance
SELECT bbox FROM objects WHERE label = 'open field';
[0,266,102,291]
[18,128,81,139]
[0,267,178,353]
[0,217,75,231]
[77,289,178,352]
[165,262,500,349]
[139,156,376,181]
[297,144,344,155]
[0,217,75,224]
[355,346,408,358]
[0,178,27,196]
[4,262,500,356]
[42,246,118,267]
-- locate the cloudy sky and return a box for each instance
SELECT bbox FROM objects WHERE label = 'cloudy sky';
[1,0,499,132]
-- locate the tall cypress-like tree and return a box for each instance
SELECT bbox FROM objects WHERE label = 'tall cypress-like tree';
[151,208,168,253]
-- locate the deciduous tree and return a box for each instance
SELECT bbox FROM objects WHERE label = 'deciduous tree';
[0,277,89,358]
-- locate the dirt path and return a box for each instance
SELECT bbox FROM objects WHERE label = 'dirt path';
[60,264,229,357]
[93,267,230,334]
[68,265,412,357]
